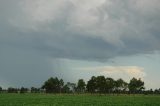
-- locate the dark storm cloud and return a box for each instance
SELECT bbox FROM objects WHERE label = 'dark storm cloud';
[0,0,160,87]
[1,0,160,61]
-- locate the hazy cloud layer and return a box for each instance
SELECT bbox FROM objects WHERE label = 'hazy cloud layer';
[75,66,146,80]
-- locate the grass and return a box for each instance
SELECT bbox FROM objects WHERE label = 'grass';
[0,94,160,106]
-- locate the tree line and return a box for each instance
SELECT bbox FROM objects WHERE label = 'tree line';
[0,76,160,94]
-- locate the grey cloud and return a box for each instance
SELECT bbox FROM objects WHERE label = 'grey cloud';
[0,0,160,61]
[0,0,160,87]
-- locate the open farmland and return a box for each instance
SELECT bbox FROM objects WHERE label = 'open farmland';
[0,94,160,106]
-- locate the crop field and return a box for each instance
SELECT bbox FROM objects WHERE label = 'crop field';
[0,94,160,106]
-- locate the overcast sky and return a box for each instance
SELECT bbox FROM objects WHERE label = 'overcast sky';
[0,0,160,89]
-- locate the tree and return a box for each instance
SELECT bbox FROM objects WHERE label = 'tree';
[42,77,62,93]
[20,87,28,93]
[128,78,144,94]
[59,79,64,93]
[105,77,115,93]
[77,79,86,93]
[31,87,40,93]
[62,84,70,93]
[115,78,128,93]
[86,76,97,93]
[66,82,76,93]
[96,76,106,93]
[154,89,160,94]
[0,86,2,93]
[7,87,19,93]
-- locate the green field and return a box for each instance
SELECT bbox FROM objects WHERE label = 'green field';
[0,94,160,106]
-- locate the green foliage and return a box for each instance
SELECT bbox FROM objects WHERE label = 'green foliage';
[77,79,86,93]
[129,78,144,93]
[2,76,156,95]
[105,77,115,93]
[7,87,19,93]
[20,87,28,93]
[31,87,40,93]
[86,76,97,93]
[96,76,106,93]
[115,78,128,93]
[42,77,64,93]
[62,84,70,93]
[87,76,127,94]
[0,86,2,92]
[66,82,76,93]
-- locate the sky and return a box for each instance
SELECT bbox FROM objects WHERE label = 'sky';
[0,0,160,89]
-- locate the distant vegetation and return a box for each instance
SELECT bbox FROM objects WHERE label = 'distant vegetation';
[0,76,160,94]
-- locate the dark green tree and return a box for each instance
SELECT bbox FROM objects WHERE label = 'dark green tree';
[115,78,128,93]
[77,79,86,93]
[42,77,62,93]
[31,87,40,93]
[62,84,70,93]
[59,79,64,93]
[105,77,115,93]
[0,86,2,93]
[96,76,106,93]
[128,78,144,94]
[7,87,19,93]
[20,87,28,93]
[86,76,97,93]
[154,89,160,94]
[66,82,76,93]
